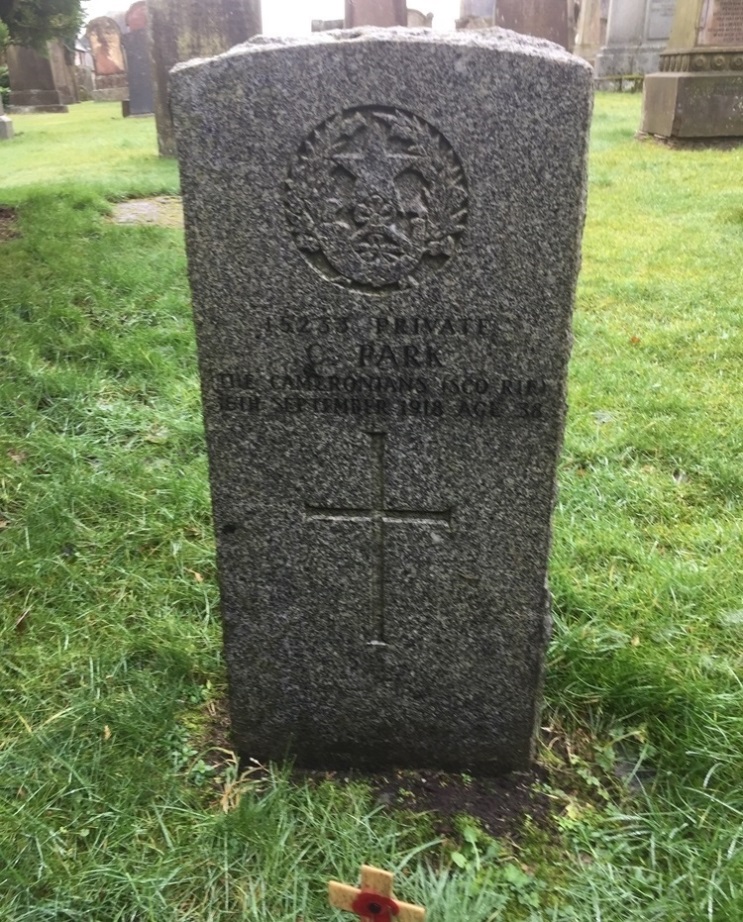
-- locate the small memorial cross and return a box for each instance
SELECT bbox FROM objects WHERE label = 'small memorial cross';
[329,865,425,922]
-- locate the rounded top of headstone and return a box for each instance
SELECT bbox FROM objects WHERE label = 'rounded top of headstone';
[86,15,123,36]
[171,26,591,78]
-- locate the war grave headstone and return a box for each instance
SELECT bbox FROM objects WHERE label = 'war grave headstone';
[574,0,610,65]
[86,16,129,102]
[170,28,592,773]
[595,0,678,83]
[148,0,262,157]
[0,97,14,141]
[641,0,743,139]
[6,42,71,113]
[122,1,155,116]
[345,0,408,27]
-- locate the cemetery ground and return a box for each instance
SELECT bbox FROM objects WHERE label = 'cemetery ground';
[1,97,742,920]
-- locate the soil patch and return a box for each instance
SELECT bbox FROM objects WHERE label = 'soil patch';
[203,699,559,842]
[0,206,19,242]
[110,196,183,228]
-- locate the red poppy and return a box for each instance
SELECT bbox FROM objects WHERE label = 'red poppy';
[351,890,400,920]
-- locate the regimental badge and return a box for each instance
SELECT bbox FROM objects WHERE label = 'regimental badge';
[285,106,468,293]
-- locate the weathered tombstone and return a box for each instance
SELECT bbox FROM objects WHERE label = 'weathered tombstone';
[495,0,572,49]
[574,0,610,65]
[457,0,495,29]
[170,28,592,773]
[312,19,345,31]
[148,0,262,157]
[0,97,14,141]
[122,1,154,116]
[641,0,743,139]
[6,42,71,113]
[345,0,407,27]
[86,16,129,101]
[407,9,434,27]
[595,0,678,82]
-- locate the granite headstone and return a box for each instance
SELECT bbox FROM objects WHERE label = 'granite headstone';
[148,0,262,157]
[122,1,155,116]
[596,0,678,80]
[641,0,743,139]
[171,28,592,773]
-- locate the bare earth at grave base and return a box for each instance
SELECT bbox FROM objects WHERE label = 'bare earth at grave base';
[0,206,20,241]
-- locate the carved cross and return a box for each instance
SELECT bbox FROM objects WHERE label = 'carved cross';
[329,865,426,921]
[305,432,451,645]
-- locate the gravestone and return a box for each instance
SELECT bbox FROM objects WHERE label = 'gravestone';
[345,0,407,27]
[148,0,262,157]
[457,0,495,29]
[596,0,678,80]
[574,0,610,65]
[408,9,434,27]
[6,42,71,112]
[87,16,129,102]
[171,28,592,773]
[0,98,14,141]
[641,0,743,139]
[495,0,571,48]
[122,1,155,116]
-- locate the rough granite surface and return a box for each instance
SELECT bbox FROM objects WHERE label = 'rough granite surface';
[171,28,592,773]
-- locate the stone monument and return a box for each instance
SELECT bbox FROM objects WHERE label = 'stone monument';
[148,0,262,157]
[0,98,14,141]
[122,1,155,116]
[86,16,129,102]
[6,41,74,113]
[641,0,743,139]
[408,9,434,27]
[171,28,592,773]
[345,0,408,27]
[574,0,610,65]
[596,0,678,81]
[457,0,495,30]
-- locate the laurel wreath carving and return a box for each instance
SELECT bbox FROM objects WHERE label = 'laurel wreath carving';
[284,106,468,292]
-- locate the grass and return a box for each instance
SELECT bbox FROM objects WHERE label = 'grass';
[1,99,743,920]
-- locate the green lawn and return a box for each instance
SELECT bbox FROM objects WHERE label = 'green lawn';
[1,99,742,921]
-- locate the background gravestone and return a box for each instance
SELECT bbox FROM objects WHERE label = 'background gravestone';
[345,0,408,27]
[641,0,743,139]
[495,0,572,49]
[574,0,610,65]
[171,29,592,773]
[6,42,73,113]
[596,0,678,81]
[122,1,155,116]
[86,16,129,102]
[0,97,14,140]
[148,0,262,157]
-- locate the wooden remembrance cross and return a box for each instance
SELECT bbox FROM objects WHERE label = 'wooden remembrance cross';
[329,865,426,921]
[305,432,452,644]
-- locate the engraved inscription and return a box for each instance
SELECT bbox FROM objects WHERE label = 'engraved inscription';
[285,106,468,293]
[305,432,452,645]
[647,0,676,41]
[698,0,743,46]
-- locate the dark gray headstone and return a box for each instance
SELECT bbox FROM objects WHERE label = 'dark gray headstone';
[122,30,154,115]
[171,29,592,774]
